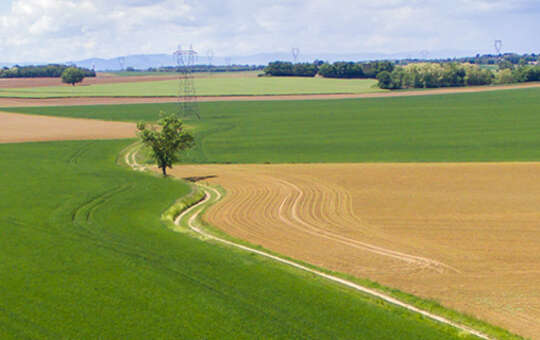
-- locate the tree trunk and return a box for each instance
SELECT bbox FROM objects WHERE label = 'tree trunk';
[162,166,167,176]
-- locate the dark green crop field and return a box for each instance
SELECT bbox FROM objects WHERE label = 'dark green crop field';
[0,140,473,339]
[5,87,540,163]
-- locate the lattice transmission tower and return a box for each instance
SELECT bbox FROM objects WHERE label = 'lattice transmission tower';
[173,44,200,120]
[291,48,300,63]
[494,40,503,55]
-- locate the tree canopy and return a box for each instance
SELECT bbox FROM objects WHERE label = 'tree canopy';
[137,113,194,176]
[61,67,86,86]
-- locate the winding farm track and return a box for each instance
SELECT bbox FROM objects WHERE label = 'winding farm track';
[124,148,492,339]
[0,82,539,107]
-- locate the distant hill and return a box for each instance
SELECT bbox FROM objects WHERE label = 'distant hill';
[1,49,477,71]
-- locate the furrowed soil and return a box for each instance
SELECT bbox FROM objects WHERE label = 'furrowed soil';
[169,163,540,339]
[0,111,135,143]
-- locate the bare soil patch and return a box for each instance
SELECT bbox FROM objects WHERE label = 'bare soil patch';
[0,111,136,143]
[169,163,540,339]
[0,82,539,107]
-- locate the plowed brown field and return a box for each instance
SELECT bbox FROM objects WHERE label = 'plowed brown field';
[170,163,540,339]
[0,112,136,143]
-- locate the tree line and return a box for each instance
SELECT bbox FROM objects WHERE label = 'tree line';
[264,60,394,79]
[395,53,538,66]
[0,64,96,78]
[377,62,540,89]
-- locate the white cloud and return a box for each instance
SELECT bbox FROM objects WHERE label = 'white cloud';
[0,0,538,63]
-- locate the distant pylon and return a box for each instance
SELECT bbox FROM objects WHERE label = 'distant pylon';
[494,40,503,54]
[291,48,300,63]
[173,44,200,120]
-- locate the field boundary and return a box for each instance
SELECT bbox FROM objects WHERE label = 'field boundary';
[123,145,498,340]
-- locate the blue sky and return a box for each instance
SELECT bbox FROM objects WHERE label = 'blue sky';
[0,0,539,63]
[0,0,11,12]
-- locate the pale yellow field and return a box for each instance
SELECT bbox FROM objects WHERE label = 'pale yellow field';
[171,163,540,339]
[0,112,136,143]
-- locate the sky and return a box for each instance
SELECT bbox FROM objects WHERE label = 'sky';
[0,0,539,63]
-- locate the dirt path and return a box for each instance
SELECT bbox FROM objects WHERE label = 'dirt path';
[0,111,136,143]
[123,146,490,339]
[1,82,539,107]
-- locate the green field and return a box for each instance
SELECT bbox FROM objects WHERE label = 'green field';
[0,77,382,98]
[107,70,261,78]
[6,87,540,163]
[0,140,473,339]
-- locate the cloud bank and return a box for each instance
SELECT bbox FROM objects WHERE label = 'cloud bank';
[0,0,538,62]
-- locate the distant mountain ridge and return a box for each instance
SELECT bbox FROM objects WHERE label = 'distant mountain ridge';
[1,49,479,71]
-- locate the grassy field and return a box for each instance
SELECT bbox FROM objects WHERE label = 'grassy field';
[0,77,382,98]
[0,140,473,339]
[6,87,540,163]
[107,70,261,78]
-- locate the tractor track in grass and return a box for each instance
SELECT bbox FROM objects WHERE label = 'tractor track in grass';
[124,145,491,340]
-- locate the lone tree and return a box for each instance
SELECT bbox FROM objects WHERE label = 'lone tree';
[137,113,194,176]
[61,67,85,86]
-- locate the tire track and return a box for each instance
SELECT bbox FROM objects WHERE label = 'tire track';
[275,178,461,274]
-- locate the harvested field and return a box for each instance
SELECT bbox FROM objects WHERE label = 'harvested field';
[0,82,539,107]
[0,111,135,143]
[170,163,540,339]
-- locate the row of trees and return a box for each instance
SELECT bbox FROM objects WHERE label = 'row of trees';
[263,61,319,77]
[264,61,394,79]
[0,64,95,78]
[395,53,539,66]
[456,53,538,66]
[377,63,540,89]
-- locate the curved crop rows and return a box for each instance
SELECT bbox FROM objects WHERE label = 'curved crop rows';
[170,163,540,339]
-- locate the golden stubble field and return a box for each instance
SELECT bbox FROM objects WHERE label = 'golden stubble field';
[171,163,540,339]
[0,112,136,143]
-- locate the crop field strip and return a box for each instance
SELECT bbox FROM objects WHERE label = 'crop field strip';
[0,111,136,143]
[168,163,540,339]
[0,82,538,107]
[0,140,475,339]
[0,77,382,98]
[6,87,540,163]
[0,74,179,89]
